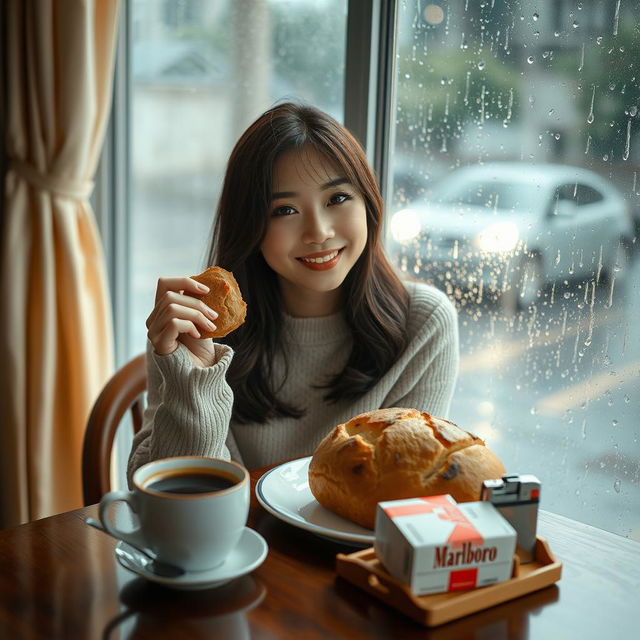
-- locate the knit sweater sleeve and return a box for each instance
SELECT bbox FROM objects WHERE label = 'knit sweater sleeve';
[385,283,459,417]
[126,341,239,486]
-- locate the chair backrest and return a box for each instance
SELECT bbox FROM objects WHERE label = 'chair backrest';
[82,353,147,505]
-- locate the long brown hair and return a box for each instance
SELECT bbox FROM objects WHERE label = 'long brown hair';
[207,102,409,423]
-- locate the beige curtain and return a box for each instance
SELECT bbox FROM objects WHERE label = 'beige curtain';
[0,0,120,527]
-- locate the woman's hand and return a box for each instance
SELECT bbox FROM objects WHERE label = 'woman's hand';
[146,277,219,367]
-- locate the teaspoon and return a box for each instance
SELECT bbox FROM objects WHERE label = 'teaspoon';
[84,516,185,578]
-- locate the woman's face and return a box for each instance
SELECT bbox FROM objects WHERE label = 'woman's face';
[260,146,368,317]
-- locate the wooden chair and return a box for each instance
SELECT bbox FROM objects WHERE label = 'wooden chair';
[82,353,147,505]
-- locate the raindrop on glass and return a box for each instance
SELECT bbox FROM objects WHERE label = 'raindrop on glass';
[614,479,621,493]
[572,21,579,29]
[612,419,619,427]
[527,56,534,64]
[533,13,539,21]
[478,60,486,70]
[630,106,638,116]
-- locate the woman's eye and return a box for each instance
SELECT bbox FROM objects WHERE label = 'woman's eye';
[329,193,352,206]
[271,205,296,217]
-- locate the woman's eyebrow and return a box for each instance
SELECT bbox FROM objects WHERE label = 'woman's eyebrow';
[321,177,350,190]
[271,177,351,200]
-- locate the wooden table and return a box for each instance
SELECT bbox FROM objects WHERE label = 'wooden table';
[0,465,638,639]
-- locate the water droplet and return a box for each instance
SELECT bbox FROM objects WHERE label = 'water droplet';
[533,13,539,21]
[478,60,486,70]
[630,106,638,116]
[527,56,534,64]
[623,119,632,161]
[404,73,411,79]
[613,0,621,37]
[614,479,621,493]
[586,85,596,123]
[554,132,561,140]
[554,30,561,37]
[530,406,537,415]
[572,21,579,28]
[612,419,618,427]
[624,394,630,403]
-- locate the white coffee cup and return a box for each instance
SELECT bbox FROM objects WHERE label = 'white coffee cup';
[98,456,249,572]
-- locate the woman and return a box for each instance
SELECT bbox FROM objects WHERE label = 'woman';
[128,102,459,478]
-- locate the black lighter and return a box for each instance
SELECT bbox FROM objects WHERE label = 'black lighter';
[480,474,541,564]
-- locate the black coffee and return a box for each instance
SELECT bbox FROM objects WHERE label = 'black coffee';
[146,471,237,495]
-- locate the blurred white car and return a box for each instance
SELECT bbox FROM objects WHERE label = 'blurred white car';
[387,162,635,308]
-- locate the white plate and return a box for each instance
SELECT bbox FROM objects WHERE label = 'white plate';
[115,527,268,590]
[255,456,374,546]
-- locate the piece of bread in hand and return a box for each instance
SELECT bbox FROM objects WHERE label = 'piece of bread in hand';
[191,266,247,338]
[308,407,506,529]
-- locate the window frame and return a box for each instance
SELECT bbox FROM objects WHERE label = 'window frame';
[95,0,132,368]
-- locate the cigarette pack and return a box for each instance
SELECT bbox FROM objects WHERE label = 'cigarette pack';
[374,495,517,595]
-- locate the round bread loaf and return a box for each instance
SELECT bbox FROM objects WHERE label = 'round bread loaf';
[308,407,505,529]
[191,266,247,338]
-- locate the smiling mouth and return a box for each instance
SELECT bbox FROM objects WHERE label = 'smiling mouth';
[296,248,344,270]
[298,249,342,264]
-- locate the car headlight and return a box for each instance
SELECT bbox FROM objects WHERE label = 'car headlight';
[474,221,520,253]
[389,208,421,244]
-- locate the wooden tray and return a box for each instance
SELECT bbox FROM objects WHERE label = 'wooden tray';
[336,537,562,627]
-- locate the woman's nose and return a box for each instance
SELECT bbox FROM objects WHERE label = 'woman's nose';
[301,209,335,244]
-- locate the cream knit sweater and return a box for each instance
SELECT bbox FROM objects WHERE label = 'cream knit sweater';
[127,281,459,481]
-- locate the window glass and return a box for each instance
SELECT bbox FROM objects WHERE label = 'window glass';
[576,184,603,205]
[387,0,639,539]
[129,0,347,353]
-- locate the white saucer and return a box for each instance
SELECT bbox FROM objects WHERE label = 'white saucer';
[115,527,268,590]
